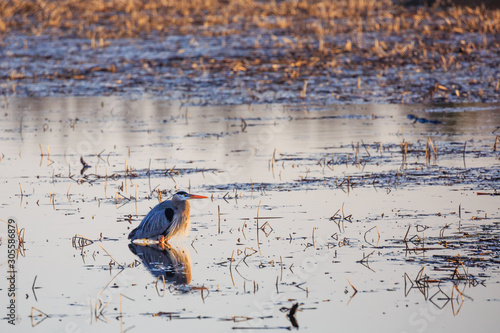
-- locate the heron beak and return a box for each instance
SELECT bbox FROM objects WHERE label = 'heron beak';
[188,194,208,199]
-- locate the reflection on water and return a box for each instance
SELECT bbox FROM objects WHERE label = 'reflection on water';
[1,97,499,332]
[128,243,191,285]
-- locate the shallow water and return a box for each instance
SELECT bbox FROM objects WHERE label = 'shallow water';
[1,98,499,332]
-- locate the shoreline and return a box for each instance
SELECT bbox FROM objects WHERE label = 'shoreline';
[1,1,499,105]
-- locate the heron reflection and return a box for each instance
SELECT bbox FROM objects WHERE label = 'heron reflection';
[128,243,191,285]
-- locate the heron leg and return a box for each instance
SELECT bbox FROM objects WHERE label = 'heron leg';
[158,236,170,250]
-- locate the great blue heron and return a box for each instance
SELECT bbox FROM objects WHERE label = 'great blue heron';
[128,191,207,244]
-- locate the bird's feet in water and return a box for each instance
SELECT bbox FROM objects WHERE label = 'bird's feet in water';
[158,236,170,249]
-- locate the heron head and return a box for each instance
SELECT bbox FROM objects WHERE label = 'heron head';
[172,191,208,201]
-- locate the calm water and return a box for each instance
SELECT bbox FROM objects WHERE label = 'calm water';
[1,97,499,332]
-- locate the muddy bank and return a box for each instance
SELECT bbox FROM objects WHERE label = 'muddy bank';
[0,1,499,105]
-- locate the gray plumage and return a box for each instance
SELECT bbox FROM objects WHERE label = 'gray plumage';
[128,191,206,242]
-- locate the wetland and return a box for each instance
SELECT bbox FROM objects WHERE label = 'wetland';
[0,0,499,332]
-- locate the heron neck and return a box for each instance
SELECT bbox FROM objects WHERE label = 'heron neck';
[173,199,190,213]
[171,199,191,237]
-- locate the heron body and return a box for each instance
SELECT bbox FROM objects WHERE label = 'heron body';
[128,191,207,243]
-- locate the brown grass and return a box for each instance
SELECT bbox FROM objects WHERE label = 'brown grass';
[1,1,498,103]
[0,0,498,39]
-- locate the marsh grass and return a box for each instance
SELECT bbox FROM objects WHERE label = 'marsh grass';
[1,1,498,102]
[1,0,498,39]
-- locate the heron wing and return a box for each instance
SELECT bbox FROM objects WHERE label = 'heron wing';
[128,200,175,240]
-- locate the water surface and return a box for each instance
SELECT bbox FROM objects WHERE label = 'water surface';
[0,98,499,332]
